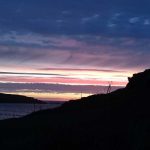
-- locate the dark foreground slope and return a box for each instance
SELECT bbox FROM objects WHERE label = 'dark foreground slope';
[0,69,150,150]
[0,93,44,103]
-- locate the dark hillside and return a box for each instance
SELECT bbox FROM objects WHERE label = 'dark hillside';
[0,69,150,150]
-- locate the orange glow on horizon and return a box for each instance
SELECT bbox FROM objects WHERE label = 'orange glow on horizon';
[6,91,91,101]
[0,67,133,101]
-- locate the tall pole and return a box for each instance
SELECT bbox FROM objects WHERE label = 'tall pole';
[81,91,82,99]
[107,81,112,94]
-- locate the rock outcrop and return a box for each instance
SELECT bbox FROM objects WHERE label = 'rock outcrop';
[126,69,150,91]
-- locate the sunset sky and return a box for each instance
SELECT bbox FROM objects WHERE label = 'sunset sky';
[0,0,150,101]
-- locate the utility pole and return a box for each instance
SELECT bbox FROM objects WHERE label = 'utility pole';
[81,91,82,99]
[107,81,112,94]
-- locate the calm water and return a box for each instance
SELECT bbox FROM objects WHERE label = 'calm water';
[0,102,63,120]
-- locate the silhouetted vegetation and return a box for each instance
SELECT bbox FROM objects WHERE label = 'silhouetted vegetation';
[0,69,150,150]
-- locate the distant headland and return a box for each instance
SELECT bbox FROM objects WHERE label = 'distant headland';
[0,93,45,103]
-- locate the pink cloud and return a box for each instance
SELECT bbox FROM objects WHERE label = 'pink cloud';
[0,75,127,86]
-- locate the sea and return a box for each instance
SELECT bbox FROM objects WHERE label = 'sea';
[0,102,63,120]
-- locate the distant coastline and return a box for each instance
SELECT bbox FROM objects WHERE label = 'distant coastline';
[0,93,45,104]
